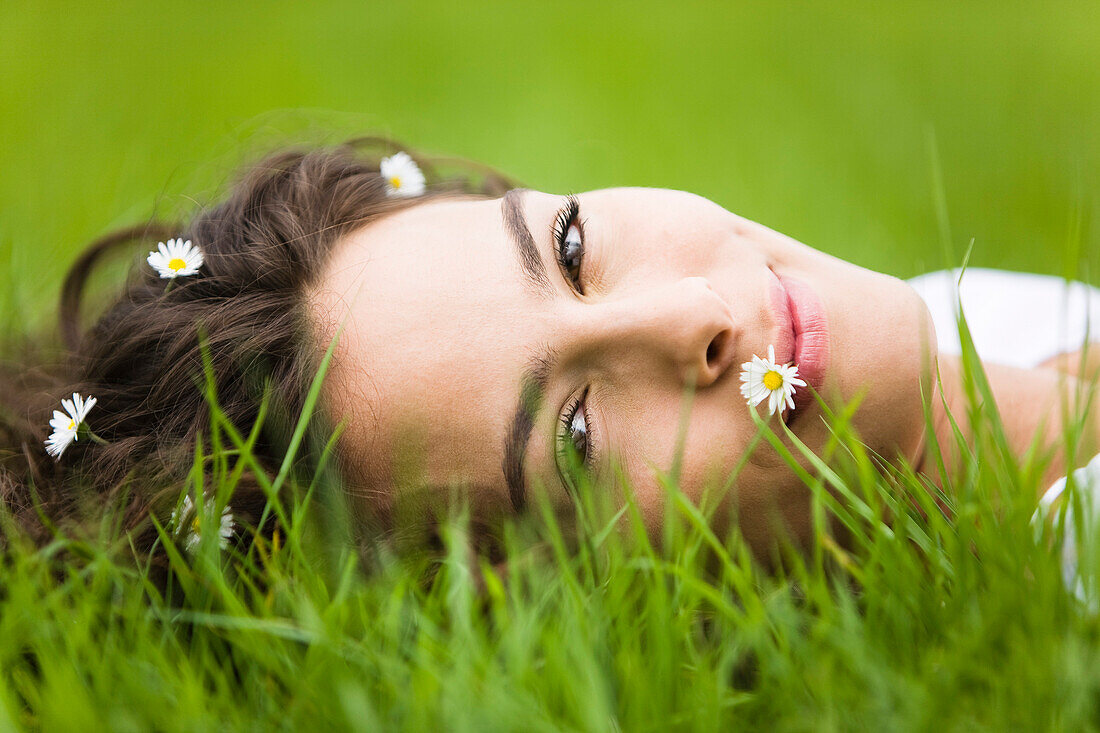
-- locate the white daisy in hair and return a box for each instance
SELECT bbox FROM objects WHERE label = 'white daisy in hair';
[380,151,426,198]
[171,494,235,553]
[740,345,807,417]
[44,392,97,459]
[147,238,204,279]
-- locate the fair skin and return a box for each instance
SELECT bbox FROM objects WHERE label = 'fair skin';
[932,351,1100,491]
[311,188,1099,556]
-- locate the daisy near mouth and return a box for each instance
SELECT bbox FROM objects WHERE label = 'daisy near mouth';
[740,345,807,417]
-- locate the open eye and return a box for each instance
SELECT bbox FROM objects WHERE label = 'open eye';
[561,224,583,282]
[556,388,592,490]
[553,195,585,293]
[566,400,588,460]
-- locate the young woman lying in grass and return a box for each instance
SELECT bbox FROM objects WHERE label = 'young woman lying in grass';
[2,139,1098,568]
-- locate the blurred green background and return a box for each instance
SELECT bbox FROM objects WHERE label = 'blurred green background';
[3,0,1099,332]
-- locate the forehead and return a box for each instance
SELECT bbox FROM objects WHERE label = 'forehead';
[310,194,540,501]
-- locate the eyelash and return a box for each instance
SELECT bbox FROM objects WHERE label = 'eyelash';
[557,387,597,487]
[552,194,586,295]
[551,195,596,490]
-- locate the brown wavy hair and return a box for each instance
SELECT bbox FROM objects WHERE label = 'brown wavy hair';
[0,138,512,556]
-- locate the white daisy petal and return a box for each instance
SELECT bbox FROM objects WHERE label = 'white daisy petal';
[45,436,72,459]
[44,391,96,460]
[738,345,809,419]
[380,151,426,198]
[173,493,236,553]
[148,238,204,279]
[170,495,191,529]
[218,507,236,549]
[70,393,96,423]
[49,410,71,431]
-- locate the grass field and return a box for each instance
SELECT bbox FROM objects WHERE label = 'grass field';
[3,1,1100,729]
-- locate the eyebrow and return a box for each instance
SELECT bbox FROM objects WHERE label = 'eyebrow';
[500,189,560,511]
[502,349,556,512]
[502,188,554,298]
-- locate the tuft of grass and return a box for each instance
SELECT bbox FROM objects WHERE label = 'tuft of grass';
[3,326,1100,731]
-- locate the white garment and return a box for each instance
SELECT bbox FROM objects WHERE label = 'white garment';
[908,268,1100,603]
[907,268,1100,368]
[1037,452,1100,604]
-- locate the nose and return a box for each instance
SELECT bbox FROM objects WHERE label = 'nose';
[573,276,739,388]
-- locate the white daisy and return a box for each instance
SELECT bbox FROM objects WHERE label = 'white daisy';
[171,494,236,553]
[44,392,97,459]
[739,345,807,417]
[147,238,204,279]
[380,151,426,198]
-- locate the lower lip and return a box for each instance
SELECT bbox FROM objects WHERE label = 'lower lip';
[778,275,829,414]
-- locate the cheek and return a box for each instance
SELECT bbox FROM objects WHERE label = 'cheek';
[611,396,806,543]
[609,392,726,533]
[617,440,816,558]
[831,277,935,464]
[595,214,750,289]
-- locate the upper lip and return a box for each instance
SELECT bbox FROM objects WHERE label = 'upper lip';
[770,271,797,366]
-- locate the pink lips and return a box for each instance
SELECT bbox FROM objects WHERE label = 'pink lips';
[770,274,829,413]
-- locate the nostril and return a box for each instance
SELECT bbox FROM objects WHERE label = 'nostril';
[706,328,732,371]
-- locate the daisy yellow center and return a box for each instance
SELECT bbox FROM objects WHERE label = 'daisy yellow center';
[389,176,402,189]
[168,257,187,271]
[763,370,784,391]
[191,516,201,533]
[66,419,75,431]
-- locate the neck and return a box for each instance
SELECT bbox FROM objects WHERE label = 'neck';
[920,353,1100,497]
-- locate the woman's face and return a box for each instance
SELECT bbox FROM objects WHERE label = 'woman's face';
[311,188,936,553]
